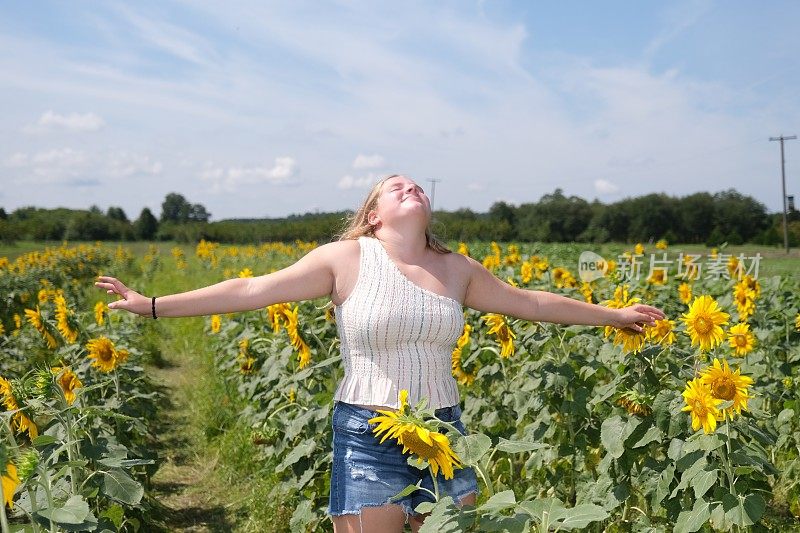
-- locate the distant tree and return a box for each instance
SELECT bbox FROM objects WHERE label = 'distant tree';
[135,207,159,240]
[89,205,103,215]
[160,193,211,223]
[0,208,6,220]
[106,206,128,222]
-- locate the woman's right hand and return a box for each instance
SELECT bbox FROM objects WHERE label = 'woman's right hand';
[95,276,151,316]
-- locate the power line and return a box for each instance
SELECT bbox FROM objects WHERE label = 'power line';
[769,134,797,253]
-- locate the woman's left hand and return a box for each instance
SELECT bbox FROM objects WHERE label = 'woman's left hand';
[611,304,667,333]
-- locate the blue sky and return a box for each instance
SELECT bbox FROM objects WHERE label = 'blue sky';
[1,1,798,220]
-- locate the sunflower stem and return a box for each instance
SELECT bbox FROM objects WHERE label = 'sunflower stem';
[429,466,440,502]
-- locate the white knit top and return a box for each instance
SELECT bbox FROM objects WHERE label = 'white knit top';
[333,236,465,410]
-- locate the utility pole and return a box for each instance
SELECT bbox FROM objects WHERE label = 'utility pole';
[769,135,796,253]
[426,178,441,212]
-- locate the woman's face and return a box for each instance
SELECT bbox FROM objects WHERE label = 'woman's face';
[370,175,431,227]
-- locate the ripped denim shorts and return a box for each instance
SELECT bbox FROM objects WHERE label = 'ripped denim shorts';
[327,401,479,519]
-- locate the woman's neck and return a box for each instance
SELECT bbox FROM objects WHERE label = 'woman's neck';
[374,226,428,263]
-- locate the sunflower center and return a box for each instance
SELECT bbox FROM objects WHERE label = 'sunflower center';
[694,317,713,334]
[734,334,747,347]
[96,346,114,362]
[711,378,736,401]
[692,399,708,415]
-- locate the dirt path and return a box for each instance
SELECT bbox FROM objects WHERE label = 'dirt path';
[145,357,235,532]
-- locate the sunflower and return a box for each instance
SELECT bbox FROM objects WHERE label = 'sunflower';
[681,378,723,434]
[727,256,741,278]
[54,294,78,344]
[457,242,470,257]
[655,239,668,250]
[647,269,667,285]
[85,337,129,372]
[267,302,292,334]
[610,327,646,354]
[238,267,253,278]
[210,314,222,333]
[451,323,477,385]
[700,358,753,419]
[678,283,692,305]
[552,267,578,288]
[681,295,729,352]
[481,314,516,357]
[740,275,761,298]
[94,301,107,326]
[369,390,463,480]
[634,243,645,255]
[279,306,312,368]
[240,357,256,374]
[616,390,652,416]
[727,323,755,357]
[51,367,82,405]
[0,377,38,439]
[2,462,19,509]
[520,261,533,284]
[579,282,593,303]
[24,306,58,349]
[645,319,676,346]
[733,284,756,322]
[796,313,800,332]
[0,323,4,336]
[482,254,500,271]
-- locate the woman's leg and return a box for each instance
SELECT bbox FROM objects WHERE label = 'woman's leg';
[332,503,407,533]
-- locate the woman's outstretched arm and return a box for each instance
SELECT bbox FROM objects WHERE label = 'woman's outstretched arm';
[462,255,665,332]
[95,242,342,318]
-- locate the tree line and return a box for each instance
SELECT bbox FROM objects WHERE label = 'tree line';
[1,189,798,246]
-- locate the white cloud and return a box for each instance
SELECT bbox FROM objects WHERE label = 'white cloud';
[594,179,620,194]
[107,151,163,177]
[352,153,386,169]
[201,157,299,192]
[4,148,162,184]
[25,111,105,133]
[466,183,485,191]
[338,174,377,190]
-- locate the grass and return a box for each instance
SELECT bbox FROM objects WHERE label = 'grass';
[127,252,297,531]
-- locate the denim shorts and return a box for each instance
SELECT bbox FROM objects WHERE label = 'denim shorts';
[328,401,479,519]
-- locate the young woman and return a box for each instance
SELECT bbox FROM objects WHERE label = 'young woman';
[95,174,665,532]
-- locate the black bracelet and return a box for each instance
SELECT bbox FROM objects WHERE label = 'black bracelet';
[151,296,158,319]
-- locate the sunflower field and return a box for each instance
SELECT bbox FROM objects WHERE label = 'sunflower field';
[1,239,799,532]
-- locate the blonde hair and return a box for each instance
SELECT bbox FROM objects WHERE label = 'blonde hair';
[337,174,451,254]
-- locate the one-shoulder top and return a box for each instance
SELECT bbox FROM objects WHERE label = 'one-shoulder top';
[332,236,464,409]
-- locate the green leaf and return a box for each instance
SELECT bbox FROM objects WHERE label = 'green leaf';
[600,416,626,458]
[722,492,765,527]
[452,433,492,465]
[631,426,662,448]
[31,435,58,447]
[692,468,717,499]
[479,490,516,513]
[518,497,566,522]
[101,504,124,530]
[674,498,711,533]
[555,504,609,530]
[289,500,314,530]
[390,484,421,501]
[495,438,546,453]
[35,495,98,530]
[102,468,144,505]
[652,463,675,508]
[275,439,316,473]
